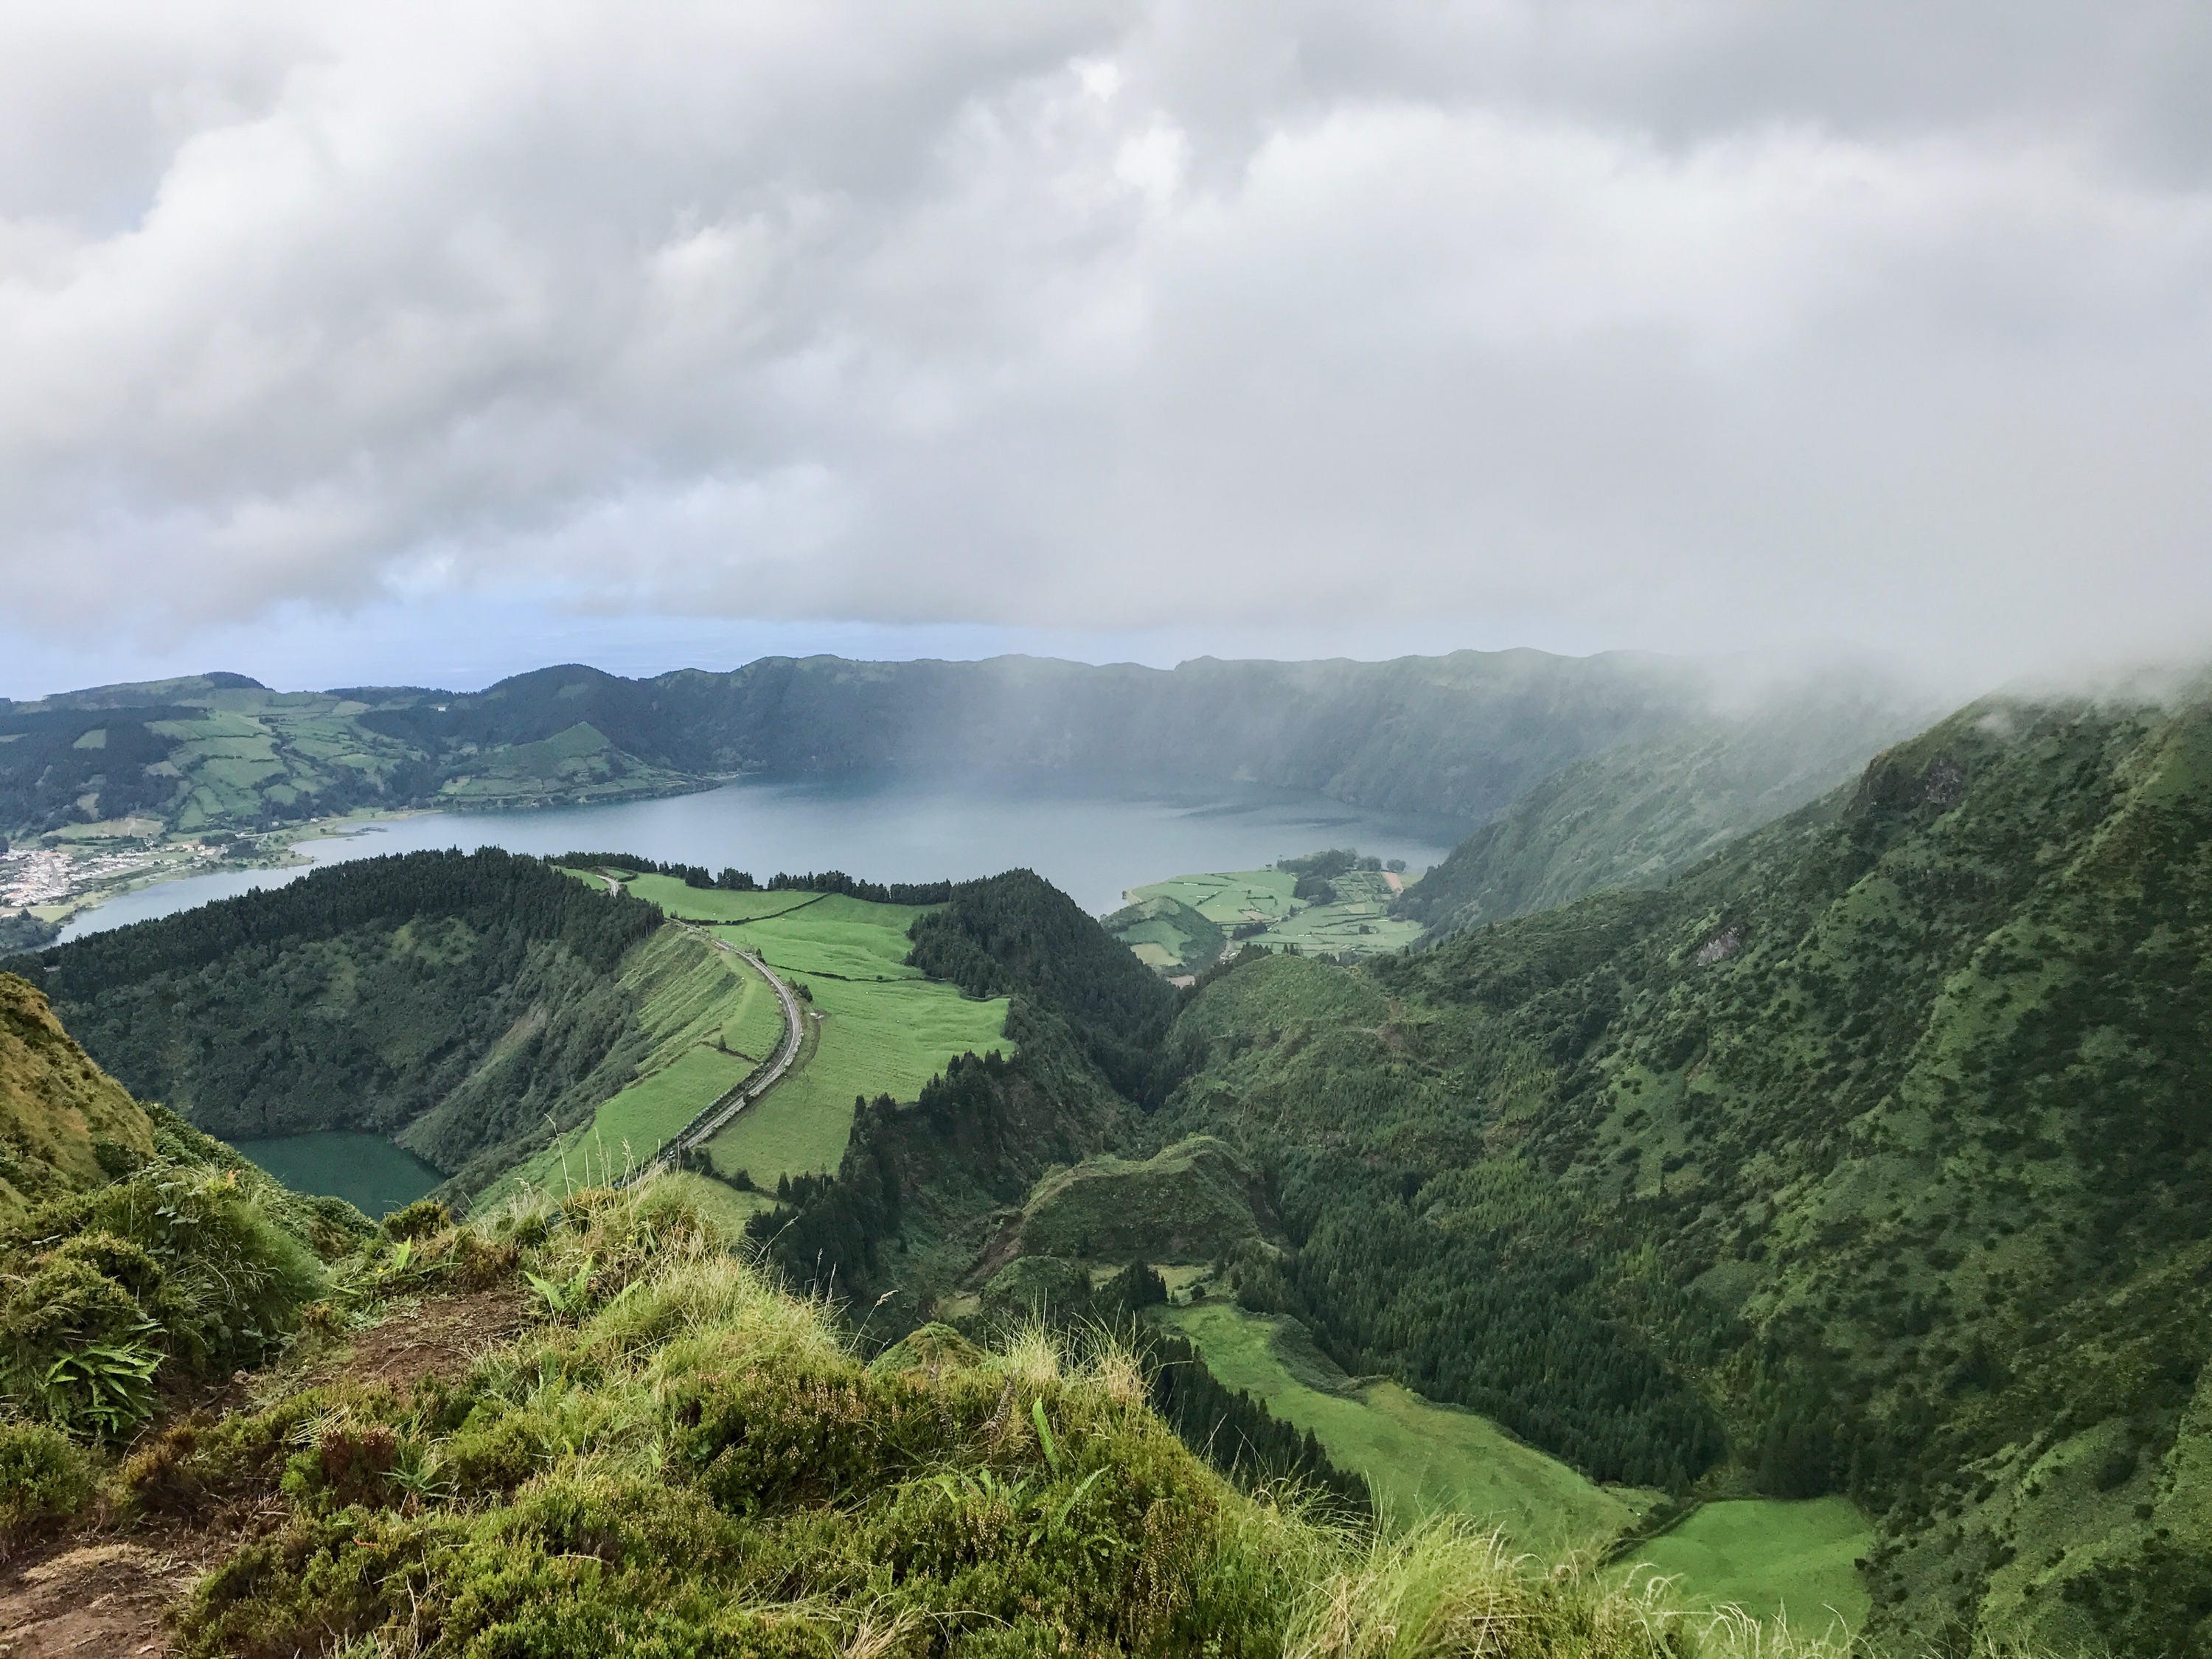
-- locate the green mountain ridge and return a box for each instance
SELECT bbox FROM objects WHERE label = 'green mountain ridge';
[14,673,2210,1651]
[1203,692,2212,1653]
[3,650,1921,844]
[10,850,669,1195]
[1395,694,1929,938]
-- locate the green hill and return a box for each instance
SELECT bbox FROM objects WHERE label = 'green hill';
[0,972,160,1217]
[1129,690,2212,1654]
[1004,1136,1272,1265]
[11,849,667,1194]
[1394,690,1928,939]
[536,873,1015,1196]
[0,971,364,1468]
[4,651,1916,845]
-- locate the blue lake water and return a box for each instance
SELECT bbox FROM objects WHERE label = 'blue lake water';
[62,777,1467,941]
[231,1131,445,1217]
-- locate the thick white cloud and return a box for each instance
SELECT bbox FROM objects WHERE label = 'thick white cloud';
[4,1,2210,684]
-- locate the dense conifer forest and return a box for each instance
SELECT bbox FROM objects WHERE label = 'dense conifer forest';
[7,851,664,1175]
[1150,695,2212,1653]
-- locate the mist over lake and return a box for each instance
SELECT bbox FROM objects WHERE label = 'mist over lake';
[60,776,1467,941]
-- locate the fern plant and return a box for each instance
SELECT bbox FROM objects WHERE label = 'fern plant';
[39,1338,161,1438]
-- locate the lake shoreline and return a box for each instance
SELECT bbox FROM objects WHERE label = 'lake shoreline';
[54,779,1469,943]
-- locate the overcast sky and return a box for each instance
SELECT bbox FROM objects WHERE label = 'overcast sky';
[4,2,2210,699]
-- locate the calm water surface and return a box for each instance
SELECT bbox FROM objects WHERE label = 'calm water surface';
[63,778,1467,941]
[232,1132,443,1217]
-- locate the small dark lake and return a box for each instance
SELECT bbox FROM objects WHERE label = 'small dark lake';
[231,1131,444,1217]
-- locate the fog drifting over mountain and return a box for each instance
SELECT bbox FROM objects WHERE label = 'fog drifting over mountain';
[4,2,2210,692]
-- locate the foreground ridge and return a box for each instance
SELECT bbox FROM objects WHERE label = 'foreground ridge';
[1,1163,1953,1658]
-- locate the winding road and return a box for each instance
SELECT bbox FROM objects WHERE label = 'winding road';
[589,869,815,1180]
[672,931,809,1153]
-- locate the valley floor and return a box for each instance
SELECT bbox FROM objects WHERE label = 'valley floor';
[1161,1298,1876,1631]
[1163,1300,1659,1549]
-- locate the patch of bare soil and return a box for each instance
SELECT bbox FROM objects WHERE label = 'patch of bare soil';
[0,1541,197,1659]
[0,1287,534,1657]
[313,1284,532,1388]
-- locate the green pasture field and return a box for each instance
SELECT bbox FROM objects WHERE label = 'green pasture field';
[438,723,691,807]
[1098,894,1225,977]
[1112,866,1421,970]
[580,1045,751,1162]
[1615,1498,1870,1632]
[476,920,785,1206]
[1259,897,1424,957]
[611,876,1014,1187]
[36,686,703,842]
[1123,869,1296,924]
[142,699,430,831]
[718,961,787,1061]
[706,968,1009,1186]
[1125,938,1180,970]
[1114,915,1195,971]
[1161,1301,1656,1551]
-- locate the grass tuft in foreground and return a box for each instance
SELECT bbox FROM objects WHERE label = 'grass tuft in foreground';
[14,1172,2030,1657]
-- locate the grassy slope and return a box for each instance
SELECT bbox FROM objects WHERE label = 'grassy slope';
[1164,1300,1654,1551]
[0,972,159,1217]
[475,917,773,1203]
[707,972,1009,1185]
[1012,1137,1267,1263]
[1621,1500,1871,1630]
[37,1173,1870,1659]
[0,987,367,1449]
[608,877,1013,1188]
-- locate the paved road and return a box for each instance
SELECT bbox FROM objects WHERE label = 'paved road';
[672,932,809,1152]
[584,869,813,1179]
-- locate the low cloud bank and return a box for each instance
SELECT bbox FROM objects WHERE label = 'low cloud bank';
[4,4,2210,685]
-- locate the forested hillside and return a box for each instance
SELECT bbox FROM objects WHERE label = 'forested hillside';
[1135,692,2212,1655]
[7,851,665,1183]
[751,688,2212,1652]
[752,869,1175,1321]
[1395,686,1926,939]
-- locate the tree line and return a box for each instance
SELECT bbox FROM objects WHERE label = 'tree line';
[18,848,661,996]
[556,851,956,905]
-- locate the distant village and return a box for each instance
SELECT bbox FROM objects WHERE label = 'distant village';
[0,837,227,917]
